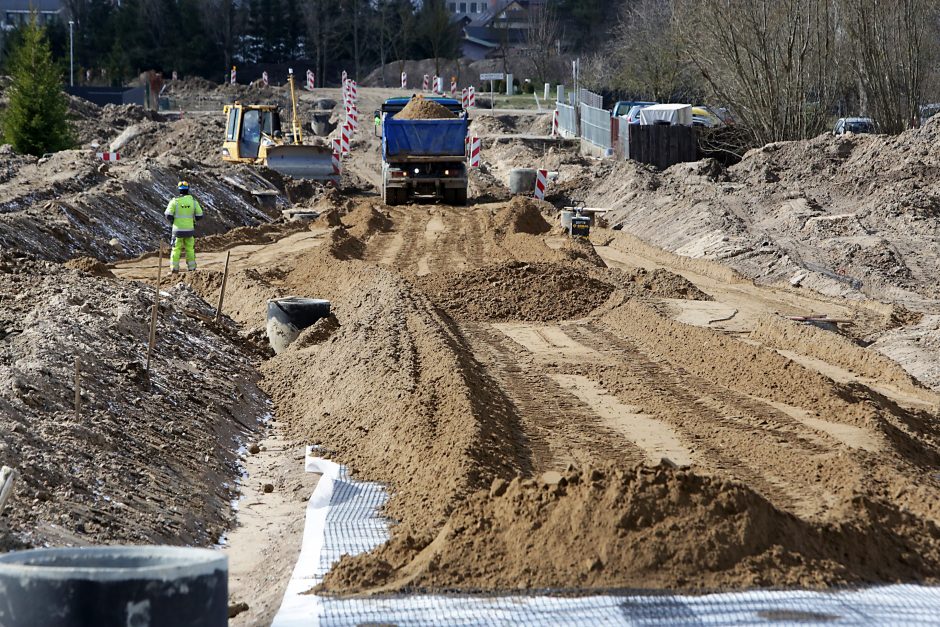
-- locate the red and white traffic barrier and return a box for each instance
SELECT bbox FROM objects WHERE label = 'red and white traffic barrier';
[306,70,315,90]
[230,66,236,84]
[172,71,178,81]
[97,152,121,162]
[450,79,457,96]
[401,72,408,89]
[349,80,358,102]
[332,139,342,174]
[341,70,347,84]
[461,88,468,109]
[340,124,351,155]
[422,74,429,92]
[534,169,548,200]
[552,109,559,137]
[468,137,481,168]
[262,71,269,87]
[347,105,359,131]
[468,86,476,108]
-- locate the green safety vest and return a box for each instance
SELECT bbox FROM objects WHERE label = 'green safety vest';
[165,195,203,236]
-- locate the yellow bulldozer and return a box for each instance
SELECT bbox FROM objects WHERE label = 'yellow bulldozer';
[221,70,336,182]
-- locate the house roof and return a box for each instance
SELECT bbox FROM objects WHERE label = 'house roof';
[0,0,63,11]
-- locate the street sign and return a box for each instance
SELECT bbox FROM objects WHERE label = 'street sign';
[480,72,504,81]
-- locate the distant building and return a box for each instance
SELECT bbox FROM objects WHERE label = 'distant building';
[448,1,496,18]
[0,0,64,30]
[452,0,548,61]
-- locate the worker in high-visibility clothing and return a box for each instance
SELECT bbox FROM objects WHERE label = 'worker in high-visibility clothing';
[164,180,204,273]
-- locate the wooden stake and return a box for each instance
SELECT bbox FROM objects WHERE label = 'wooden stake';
[146,242,164,373]
[0,466,16,512]
[74,356,81,418]
[215,250,232,322]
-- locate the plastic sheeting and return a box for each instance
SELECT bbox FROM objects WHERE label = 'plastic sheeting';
[273,451,940,626]
[639,104,693,127]
[383,119,469,159]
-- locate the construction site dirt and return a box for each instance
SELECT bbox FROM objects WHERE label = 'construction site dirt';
[2,84,940,623]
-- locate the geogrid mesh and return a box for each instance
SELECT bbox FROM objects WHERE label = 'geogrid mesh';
[274,455,940,626]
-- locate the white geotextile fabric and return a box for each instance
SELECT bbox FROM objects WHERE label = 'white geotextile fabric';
[272,450,940,626]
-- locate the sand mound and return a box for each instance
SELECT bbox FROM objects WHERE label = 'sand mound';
[489,196,552,237]
[395,96,456,120]
[262,261,528,533]
[419,261,616,322]
[324,461,940,592]
[341,203,393,240]
[64,256,114,278]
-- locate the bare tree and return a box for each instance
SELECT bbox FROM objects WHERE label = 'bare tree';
[840,0,938,133]
[674,0,842,144]
[610,0,697,102]
[525,1,561,84]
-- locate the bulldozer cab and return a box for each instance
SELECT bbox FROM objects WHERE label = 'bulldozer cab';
[223,104,281,160]
[221,85,336,183]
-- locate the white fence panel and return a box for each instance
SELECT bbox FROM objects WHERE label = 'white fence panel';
[580,103,611,149]
[556,102,578,138]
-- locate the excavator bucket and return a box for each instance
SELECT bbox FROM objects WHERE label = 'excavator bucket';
[263,144,337,183]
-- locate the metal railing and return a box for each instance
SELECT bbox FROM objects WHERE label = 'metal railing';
[556,102,578,138]
[579,88,603,110]
[580,102,611,149]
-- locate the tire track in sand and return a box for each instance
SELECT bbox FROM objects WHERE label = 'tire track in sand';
[460,322,647,472]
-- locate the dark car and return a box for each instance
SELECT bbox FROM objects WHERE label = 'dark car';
[833,117,875,135]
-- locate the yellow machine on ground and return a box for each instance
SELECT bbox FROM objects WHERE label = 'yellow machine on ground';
[222,70,335,182]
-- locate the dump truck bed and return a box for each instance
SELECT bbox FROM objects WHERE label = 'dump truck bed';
[383,118,469,161]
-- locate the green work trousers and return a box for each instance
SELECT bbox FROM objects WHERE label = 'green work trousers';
[170,236,196,271]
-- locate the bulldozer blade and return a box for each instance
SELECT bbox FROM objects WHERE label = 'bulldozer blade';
[264,145,337,181]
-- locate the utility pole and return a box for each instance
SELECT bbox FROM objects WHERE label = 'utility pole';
[69,20,74,87]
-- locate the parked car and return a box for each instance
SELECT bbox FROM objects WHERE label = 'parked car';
[691,106,723,128]
[920,103,940,126]
[623,104,654,125]
[833,117,875,135]
[612,100,657,118]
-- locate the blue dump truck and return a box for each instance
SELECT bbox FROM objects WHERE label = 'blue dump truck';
[379,97,469,206]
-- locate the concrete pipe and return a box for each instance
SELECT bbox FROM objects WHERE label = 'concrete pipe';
[266,296,331,354]
[508,168,537,195]
[0,546,228,627]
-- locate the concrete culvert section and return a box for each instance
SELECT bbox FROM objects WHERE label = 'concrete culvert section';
[0,546,228,626]
[266,297,331,354]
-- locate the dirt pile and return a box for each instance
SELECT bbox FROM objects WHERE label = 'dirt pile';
[261,259,528,533]
[419,261,616,322]
[0,155,285,262]
[0,252,266,549]
[593,120,940,304]
[324,462,940,592]
[395,97,456,120]
[64,256,115,277]
[68,99,164,149]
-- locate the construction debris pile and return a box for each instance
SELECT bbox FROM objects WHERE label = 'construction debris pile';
[589,119,940,305]
[0,250,267,550]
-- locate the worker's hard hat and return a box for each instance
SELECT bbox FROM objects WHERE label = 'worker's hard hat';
[177,181,189,192]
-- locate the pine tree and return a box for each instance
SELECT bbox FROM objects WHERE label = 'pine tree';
[1,15,72,156]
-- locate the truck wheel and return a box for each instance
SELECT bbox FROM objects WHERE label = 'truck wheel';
[454,188,468,206]
[384,187,399,206]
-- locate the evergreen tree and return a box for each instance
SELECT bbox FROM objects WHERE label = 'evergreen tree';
[1,15,72,156]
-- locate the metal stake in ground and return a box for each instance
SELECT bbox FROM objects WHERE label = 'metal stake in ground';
[215,250,232,322]
[73,356,81,418]
[0,465,16,513]
[146,242,164,373]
